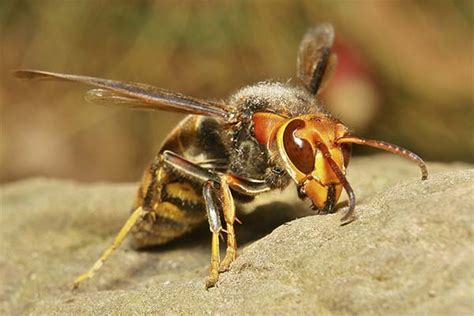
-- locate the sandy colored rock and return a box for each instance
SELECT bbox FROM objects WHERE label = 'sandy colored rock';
[1,155,473,315]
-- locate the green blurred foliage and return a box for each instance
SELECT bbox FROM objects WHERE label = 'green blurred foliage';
[1,0,472,183]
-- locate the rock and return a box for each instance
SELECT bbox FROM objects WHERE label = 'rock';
[1,155,472,315]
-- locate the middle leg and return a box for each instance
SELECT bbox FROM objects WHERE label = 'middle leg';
[163,151,270,288]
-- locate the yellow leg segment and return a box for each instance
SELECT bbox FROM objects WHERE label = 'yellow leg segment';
[219,176,237,272]
[219,225,236,272]
[205,232,220,289]
[72,206,145,289]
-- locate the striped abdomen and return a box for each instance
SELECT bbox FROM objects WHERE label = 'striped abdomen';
[129,115,229,249]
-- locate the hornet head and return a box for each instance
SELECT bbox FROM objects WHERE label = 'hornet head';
[252,112,428,223]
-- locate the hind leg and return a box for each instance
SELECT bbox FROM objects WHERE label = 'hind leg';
[72,151,210,289]
[72,206,146,289]
[72,156,164,289]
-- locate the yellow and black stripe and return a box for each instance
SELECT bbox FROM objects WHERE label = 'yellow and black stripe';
[129,115,226,249]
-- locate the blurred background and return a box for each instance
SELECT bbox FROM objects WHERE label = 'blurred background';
[1,0,472,183]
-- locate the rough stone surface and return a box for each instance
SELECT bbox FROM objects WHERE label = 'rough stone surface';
[1,155,473,315]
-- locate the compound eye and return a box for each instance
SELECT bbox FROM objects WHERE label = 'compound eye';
[283,119,315,174]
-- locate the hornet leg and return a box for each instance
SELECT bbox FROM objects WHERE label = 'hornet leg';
[202,180,223,289]
[218,173,271,272]
[72,206,146,289]
[162,151,270,288]
[72,155,164,289]
[218,175,237,272]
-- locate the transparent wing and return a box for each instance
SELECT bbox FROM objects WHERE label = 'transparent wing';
[14,70,230,120]
[296,24,336,95]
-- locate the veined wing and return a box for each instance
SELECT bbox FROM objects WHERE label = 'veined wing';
[14,70,230,120]
[296,24,337,96]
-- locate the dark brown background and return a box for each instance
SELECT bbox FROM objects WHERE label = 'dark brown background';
[1,0,472,183]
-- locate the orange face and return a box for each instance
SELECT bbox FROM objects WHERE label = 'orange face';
[253,113,351,212]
